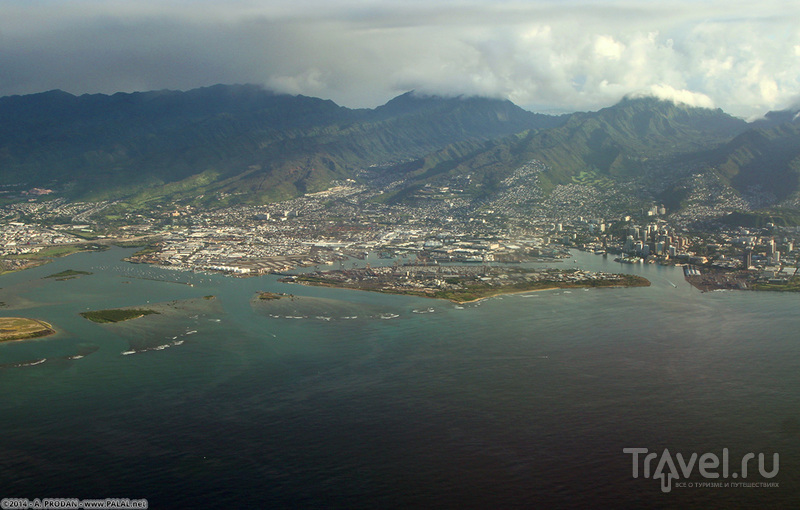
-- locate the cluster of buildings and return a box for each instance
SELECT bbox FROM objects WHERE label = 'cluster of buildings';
[2,161,799,287]
[0,222,82,256]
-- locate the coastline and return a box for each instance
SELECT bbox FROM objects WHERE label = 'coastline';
[0,259,52,276]
[286,276,651,305]
[0,317,57,343]
[81,296,219,325]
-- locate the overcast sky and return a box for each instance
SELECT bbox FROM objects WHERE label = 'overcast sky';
[1,0,798,118]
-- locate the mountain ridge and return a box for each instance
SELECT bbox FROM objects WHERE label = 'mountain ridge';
[0,84,561,204]
[3,85,800,223]
[376,96,750,199]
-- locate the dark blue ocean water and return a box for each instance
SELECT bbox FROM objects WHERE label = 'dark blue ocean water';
[1,248,798,508]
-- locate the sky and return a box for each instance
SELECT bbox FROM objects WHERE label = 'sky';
[1,0,799,119]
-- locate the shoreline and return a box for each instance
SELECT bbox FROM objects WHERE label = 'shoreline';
[0,259,52,276]
[0,317,57,343]
[446,285,595,304]
[286,277,650,305]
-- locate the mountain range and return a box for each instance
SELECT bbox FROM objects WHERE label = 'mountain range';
[2,84,800,222]
[0,85,561,204]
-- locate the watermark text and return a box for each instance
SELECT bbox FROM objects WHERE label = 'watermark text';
[624,448,778,493]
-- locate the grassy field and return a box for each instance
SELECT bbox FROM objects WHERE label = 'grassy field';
[571,169,615,190]
[4,245,85,260]
[3,244,109,262]
[752,278,800,292]
[0,317,56,342]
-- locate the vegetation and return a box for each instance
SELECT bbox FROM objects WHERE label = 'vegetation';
[3,86,798,218]
[80,308,159,323]
[112,237,162,248]
[427,274,649,303]
[63,230,101,240]
[380,97,751,203]
[721,210,800,228]
[3,244,108,262]
[751,278,800,292]
[0,85,555,205]
[712,123,800,201]
[289,272,650,304]
[0,317,56,342]
[4,246,83,260]
[126,242,162,259]
[43,269,93,280]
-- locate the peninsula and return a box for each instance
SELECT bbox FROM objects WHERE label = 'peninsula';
[0,317,56,342]
[280,265,650,304]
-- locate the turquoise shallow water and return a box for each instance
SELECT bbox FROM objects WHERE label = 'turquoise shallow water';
[1,248,799,508]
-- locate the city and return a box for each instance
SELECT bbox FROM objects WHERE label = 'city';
[2,161,798,294]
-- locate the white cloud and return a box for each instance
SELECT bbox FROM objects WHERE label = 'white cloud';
[0,0,798,118]
[594,36,625,60]
[628,84,715,108]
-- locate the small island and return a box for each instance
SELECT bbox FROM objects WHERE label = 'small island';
[257,291,286,300]
[0,317,56,342]
[44,269,93,280]
[280,265,650,304]
[80,308,160,323]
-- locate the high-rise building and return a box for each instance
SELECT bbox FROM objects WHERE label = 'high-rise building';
[624,236,634,252]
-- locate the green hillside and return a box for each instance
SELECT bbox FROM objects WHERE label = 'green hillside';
[712,123,800,200]
[0,85,562,205]
[6,85,800,221]
[379,96,748,199]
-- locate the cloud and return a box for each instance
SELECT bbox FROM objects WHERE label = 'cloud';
[627,84,715,108]
[0,0,798,118]
[594,36,625,61]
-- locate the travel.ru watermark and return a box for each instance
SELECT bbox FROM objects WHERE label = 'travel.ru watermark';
[624,448,779,493]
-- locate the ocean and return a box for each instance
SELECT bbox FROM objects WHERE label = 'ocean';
[1,248,798,508]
